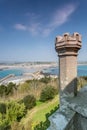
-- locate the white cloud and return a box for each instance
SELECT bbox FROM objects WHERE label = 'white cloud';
[41,3,77,36]
[50,4,77,28]
[28,23,41,35]
[43,3,77,36]
[14,3,78,36]
[42,28,53,37]
[14,24,27,31]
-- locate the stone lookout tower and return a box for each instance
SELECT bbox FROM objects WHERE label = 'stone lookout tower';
[47,33,87,130]
[55,33,81,99]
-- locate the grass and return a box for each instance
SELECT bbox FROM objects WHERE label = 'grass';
[36,100,43,106]
[33,96,59,122]
[20,95,59,130]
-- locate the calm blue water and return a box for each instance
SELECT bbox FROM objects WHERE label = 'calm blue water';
[0,68,37,79]
[42,65,87,77]
[0,65,87,79]
[0,69,24,79]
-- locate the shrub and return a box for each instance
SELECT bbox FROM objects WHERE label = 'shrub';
[0,101,25,130]
[0,103,6,114]
[18,82,30,93]
[40,86,57,102]
[21,95,36,109]
[0,82,17,97]
[0,113,10,130]
[0,85,7,97]
[81,76,87,81]
[6,82,17,96]
[77,76,87,90]
[40,76,51,84]
[6,101,26,122]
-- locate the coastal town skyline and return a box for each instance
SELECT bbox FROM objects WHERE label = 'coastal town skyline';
[0,0,87,62]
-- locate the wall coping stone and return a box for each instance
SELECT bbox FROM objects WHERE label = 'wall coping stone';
[47,86,87,130]
[66,86,87,118]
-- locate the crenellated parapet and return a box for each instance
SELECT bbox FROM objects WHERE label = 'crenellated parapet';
[55,32,82,56]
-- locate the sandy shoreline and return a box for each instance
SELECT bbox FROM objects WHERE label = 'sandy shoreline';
[0,63,57,85]
[0,62,57,70]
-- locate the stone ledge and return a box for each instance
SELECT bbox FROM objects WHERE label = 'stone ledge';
[66,86,87,117]
[47,107,75,130]
[47,86,87,130]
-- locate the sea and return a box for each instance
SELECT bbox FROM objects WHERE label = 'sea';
[42,65,87,77]
[0,68,37,79]
[0,65,87,79]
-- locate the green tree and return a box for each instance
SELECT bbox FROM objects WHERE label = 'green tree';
[0,113,10,130]
[0,85,7,97]
[40,76,51,84]
[6,101,26,123]
[40,86,57,102]
[21,94,36,109]
[6,82,17,96]
[0,103,6,114]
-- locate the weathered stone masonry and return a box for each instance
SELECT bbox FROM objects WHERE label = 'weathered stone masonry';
[55,33,81,97]
[47,33,87,130]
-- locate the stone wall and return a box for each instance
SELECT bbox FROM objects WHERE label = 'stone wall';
[74,113,87,130]
[47,86,87,130]
[59,55,77,94]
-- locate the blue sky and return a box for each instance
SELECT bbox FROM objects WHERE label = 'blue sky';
[0,0,87,62]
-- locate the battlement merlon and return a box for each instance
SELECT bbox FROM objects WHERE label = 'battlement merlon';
[55,32,82,43]
[55,32,82,51]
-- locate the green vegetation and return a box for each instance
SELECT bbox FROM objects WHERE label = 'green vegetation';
[20,96,59,130]
[0,76,59,130]
[77,76,87,90]
[0,76,87,130]
[0,103,6,114]
[0,101,25,130]
[40,85,57,102]
[0,82,16,97]
[20,94,36,109]
[40,76,51,84]
[6,101,26,122]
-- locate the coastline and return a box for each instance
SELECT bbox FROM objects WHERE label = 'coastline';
[0,62,87,85]
[0,63,57,85]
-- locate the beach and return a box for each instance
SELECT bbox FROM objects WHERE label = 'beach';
[0,62,57,85]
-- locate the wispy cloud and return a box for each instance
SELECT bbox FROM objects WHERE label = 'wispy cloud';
[14,3,78,36]
[50,4,77,28]
[14,24,27,31]
[42,3,77,36]
[28,23,41,35]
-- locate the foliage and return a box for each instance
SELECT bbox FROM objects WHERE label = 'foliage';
[0,113,10,130]
[21,94,36,109]
[19,96,59,130]
[29,79,39,90]
[0,77,59,129]
[6,101,26,123]
[34,105,59,130]
[18,82,30,93]
[0,103,6,114]
[40,76,51,84]
[0,82,17,97]
[0,101,26,130]
[26,79,38,84]
[81,76,87,81]
[0,85,7,97]
[77,76,87,90]
[6,82,17,95]
[40,86,57,102]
